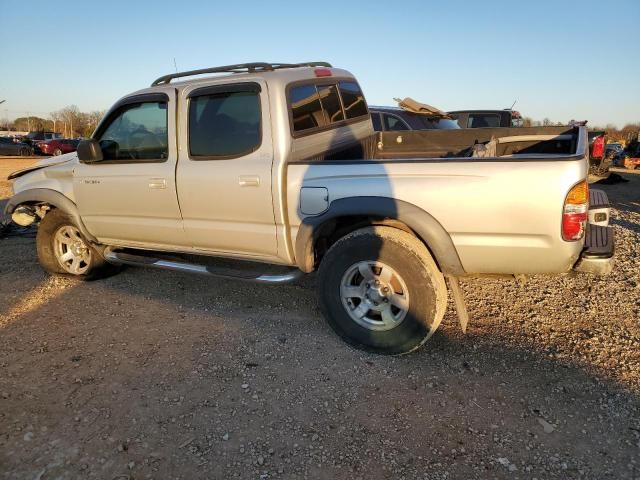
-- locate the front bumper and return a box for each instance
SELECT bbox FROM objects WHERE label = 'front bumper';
[573,224,614,275]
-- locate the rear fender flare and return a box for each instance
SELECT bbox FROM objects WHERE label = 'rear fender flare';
[294,196,465,275]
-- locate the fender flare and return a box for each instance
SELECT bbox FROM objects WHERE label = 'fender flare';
[4,188,98,243]
[294,196,465,275]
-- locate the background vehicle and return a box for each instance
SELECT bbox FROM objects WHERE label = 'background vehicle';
[622,142,640,169]
[587,131,615,176]
[370,99,459,131]
[6,62,614,355]
[448,109,523,128]
[23,131,63,145]
[605,142,625,167]
[39,138,80,156]
[606,143,624,154]
[0,137,33,156]
[23,131,64,153]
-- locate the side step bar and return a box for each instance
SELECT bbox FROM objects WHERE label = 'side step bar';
[104,250,304,284]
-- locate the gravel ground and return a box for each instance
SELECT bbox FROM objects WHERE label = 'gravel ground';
[0,158,639,479]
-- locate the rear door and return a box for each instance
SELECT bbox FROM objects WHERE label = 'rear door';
[73,90,186,248]
[176,80,278,258]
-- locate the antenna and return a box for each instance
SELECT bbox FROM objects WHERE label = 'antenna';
[173,58,178,73]
[510,99,517,110]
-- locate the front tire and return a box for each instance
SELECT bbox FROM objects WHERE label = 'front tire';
[318,226,447,355]
[36,209,118,280]
[53,148,62,156]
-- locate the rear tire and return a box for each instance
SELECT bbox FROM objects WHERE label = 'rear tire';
[36,209,120,280]
[20,147,30,157]
[318,226,447,355]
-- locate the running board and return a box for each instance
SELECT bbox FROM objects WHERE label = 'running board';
[103,250,304,284]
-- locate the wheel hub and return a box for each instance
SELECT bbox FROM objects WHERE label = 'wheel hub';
[340,261,410,331]
[53,225,92,275]
[364,281,390,307]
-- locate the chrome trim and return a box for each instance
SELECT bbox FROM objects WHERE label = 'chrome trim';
[255,271,304,284]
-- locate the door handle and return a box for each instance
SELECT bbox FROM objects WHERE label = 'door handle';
[239,175,260,187]
[149,178,167,189]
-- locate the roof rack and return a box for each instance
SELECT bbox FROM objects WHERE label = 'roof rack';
[151,61,333,86]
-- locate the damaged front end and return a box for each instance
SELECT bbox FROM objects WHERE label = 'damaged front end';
[10,204,50,227]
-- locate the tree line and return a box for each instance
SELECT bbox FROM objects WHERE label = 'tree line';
[6,107,639,145]
[522,117,640,143]
[9,106,105,138]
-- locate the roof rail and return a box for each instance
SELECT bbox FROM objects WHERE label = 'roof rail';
[151,61,333,86]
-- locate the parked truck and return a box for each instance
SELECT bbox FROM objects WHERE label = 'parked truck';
[5,62,614,354]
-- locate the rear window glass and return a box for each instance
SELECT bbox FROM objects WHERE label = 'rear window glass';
[289,80,368,134]
[317,84,344,124]
[290,85,326,132]
[339,82,368,119]
[189,91,261,158]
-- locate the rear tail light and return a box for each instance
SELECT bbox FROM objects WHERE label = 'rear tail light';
[562,180,588,241]
[592,135,605,159]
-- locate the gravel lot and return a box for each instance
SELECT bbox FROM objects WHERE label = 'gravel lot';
[0,157,639,479]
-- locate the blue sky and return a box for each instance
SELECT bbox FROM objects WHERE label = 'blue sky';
[1,0,638,127]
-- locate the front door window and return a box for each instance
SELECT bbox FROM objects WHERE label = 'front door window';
[98,102,168,161]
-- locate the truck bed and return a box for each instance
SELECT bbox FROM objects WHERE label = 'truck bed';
[374,126,581,160]
[287,126,589,275]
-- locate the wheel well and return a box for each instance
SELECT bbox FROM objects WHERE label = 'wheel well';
[312,216,425,269]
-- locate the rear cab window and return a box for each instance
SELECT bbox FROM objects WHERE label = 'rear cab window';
[288,79,369,136]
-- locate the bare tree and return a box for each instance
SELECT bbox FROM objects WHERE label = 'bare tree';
[85,110,106,136]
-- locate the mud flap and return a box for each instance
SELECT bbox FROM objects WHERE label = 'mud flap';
[446,275,470,333]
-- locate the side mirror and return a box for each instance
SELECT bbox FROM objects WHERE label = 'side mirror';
[77,139,103,163]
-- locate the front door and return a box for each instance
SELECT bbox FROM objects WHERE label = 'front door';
[176,80,278,258]
[74,91,186,249]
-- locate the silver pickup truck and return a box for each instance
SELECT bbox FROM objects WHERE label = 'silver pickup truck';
[5,62,614,354]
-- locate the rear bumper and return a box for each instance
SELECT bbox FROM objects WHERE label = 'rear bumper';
[588,188,610,226]
[573,224,614,275]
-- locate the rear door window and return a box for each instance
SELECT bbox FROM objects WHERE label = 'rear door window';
[189,88,261,158]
